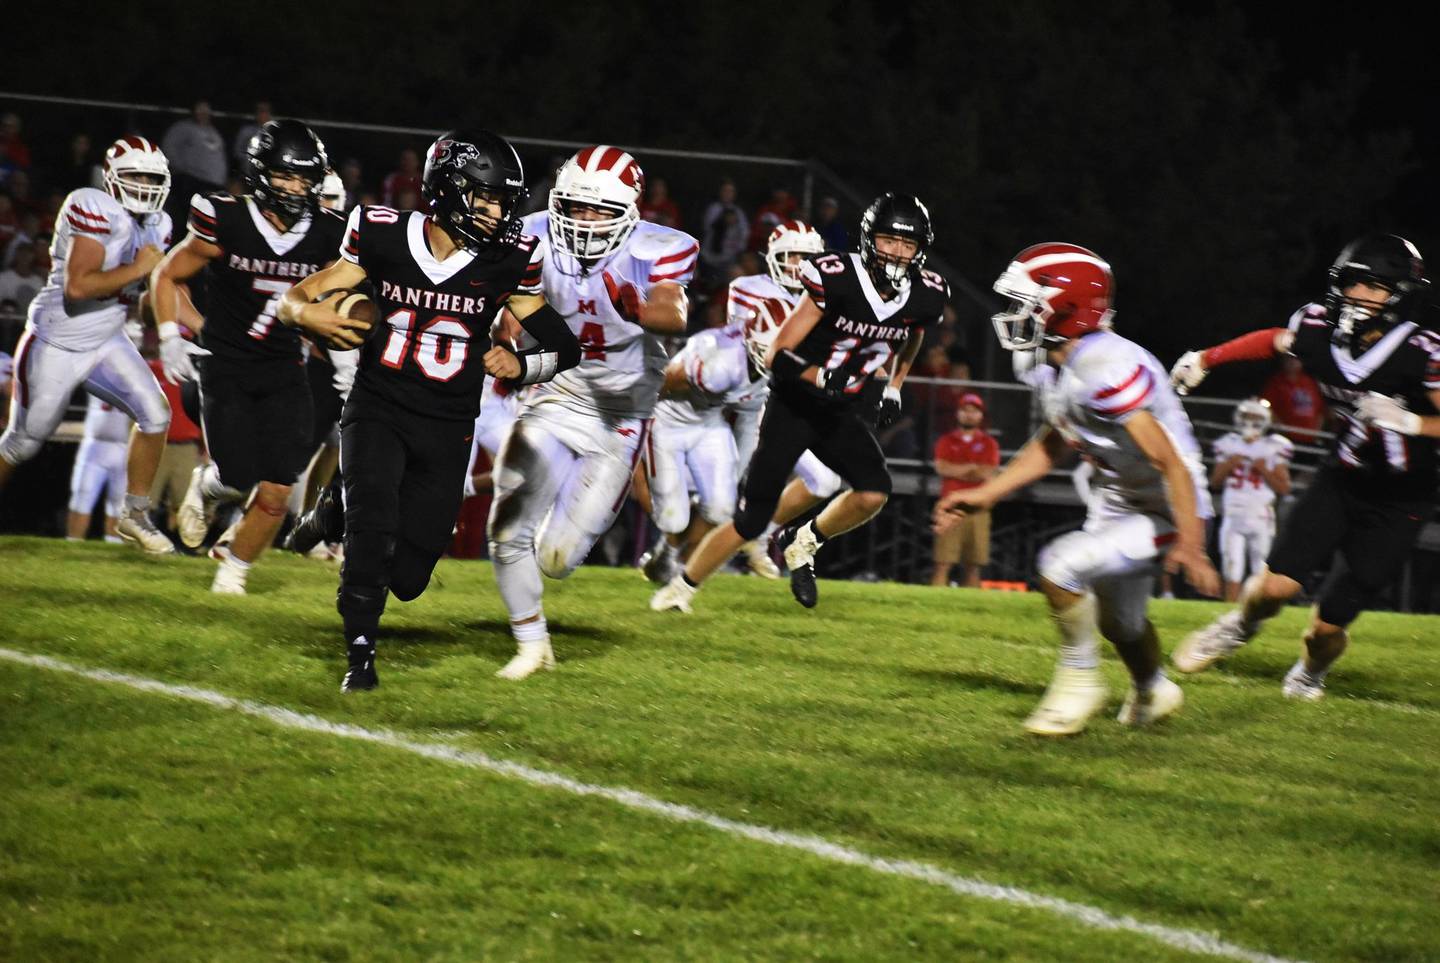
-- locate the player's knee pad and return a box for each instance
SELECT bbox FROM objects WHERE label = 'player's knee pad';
[1037,533,1106,595]
[655,498,691,535]
[0,427,43,466]
[536,533,583,581]
[133,391,171,436]
[1316,572,1369,628]
[697,501,734,526]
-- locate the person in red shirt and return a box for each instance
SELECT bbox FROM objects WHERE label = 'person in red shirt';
[381,147,423,208]
[931,393,1000,587]
[639,177,682,229]
[1260,355,1327,444]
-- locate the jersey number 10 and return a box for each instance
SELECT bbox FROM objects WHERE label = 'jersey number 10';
[378,308,471,382]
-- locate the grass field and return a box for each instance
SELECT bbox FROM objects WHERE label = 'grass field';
[2,535,1438,962]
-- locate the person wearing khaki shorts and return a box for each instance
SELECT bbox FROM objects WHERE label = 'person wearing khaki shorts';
[931,392,998,587]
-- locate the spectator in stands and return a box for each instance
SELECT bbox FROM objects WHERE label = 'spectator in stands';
[232,101,272,166]
[946,342,972,382]
[523,154,567,215]
[1261,355,1327,443]
[63,133,97,191]
[748,187,798,250]
[163,101,228,219]
[909,342,963,439]
[0,194,16,252]
[0,113,31,173]
[5,171,41,219]
[814,196,848,250]
[640,177,682,229]
[382,147,423,208]
[930,392,1000,587]
[700,181,748,279]
[339,158,364,208]
[0,242,43,314]
[393,186,421,213]
[3,211,40,268]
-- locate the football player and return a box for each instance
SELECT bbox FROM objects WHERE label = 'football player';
[279,129,580,692]
[66,390,134,542]
[487,145,697,680]
[1170,235,1440,698]
[151,119,345,593]
[936,243,1218,736]
[651,194,948,614]
[1210,398,1292,601]
[0,136,179,554]
[641,221,827,582]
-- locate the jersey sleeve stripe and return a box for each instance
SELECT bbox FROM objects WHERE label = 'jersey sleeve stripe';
[649,262,696,282]
[654,243,699,267]
[66,214,110,234]
[1092,369,1155,415]
[70,206,110,224]
[1093,364,1146,400]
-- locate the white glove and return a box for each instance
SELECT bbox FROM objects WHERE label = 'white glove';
[329,347,359,402]
[1356,392,1423,435]
[158,322,210,384]
[1169,350,1208,396]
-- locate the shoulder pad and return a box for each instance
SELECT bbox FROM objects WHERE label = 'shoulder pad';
[1073,335,1156,418]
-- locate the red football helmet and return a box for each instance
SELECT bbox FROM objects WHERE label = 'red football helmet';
[991,243,1114,351]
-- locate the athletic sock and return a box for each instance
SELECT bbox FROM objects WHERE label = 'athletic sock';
[124,493,151,514]
[512,616,549,644]
[1053,593,1100,670]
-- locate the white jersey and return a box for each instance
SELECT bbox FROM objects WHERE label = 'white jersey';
[27,188,172,351]
[81,393,134,445]
[722,272,801,420]
[520,213,697,419]
[654,323,763,429]
[1034,330,1211,520]
[1214,431,1292,518]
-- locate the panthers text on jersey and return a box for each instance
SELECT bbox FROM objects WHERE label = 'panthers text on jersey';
[1032,329,1212,520]
[654,323,764,429]
[519,212,697,419]
[794,252,948,400]
[188,193,347,366]
[1213,431,1293,518]
[340,205,543,421]
[27,188,171,351]
[1285,302,1440,498]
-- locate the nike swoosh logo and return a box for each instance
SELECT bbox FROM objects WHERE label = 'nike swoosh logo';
[469,280,486,287]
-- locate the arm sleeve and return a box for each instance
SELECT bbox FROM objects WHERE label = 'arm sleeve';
[1419,331,1440,391]
[187,194,219,245]
[516,236,544,296]
[798,258,827,310]
[339,206,363,265]
[1085,357,1158,423]
[513,302,581,384]
[727,280,762,327]
[645,234,698,289]
[65,192,114,238]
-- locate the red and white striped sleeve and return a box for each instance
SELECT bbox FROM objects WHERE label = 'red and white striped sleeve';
[339,206,363,264]
[645,232,698,288]
[1087,360,1158,421]
[797,258,826,310]
[187,194,220,245]
[516,234,544,296]
[726,279,764,325]
[1415,330,1440,391]
[64,191,113,238]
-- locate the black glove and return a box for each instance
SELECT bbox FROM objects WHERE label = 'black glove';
[875,385,903,427]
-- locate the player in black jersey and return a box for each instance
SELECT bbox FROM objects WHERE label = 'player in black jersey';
[652,193,950,613]
[151,119,345,594]
[1169,234,1440,698]
[277,129,580,692]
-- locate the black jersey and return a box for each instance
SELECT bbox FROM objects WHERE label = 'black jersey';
[188,193,347,366]
[1286,302,1440,499]
[340,205,543,421]
[795,252,949,401]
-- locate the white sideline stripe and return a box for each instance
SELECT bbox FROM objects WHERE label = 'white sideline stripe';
[0,647,1300,963]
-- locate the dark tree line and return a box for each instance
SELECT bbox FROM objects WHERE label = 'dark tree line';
[11,0,1418,365]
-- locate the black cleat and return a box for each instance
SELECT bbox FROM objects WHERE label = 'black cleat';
[342,641,378,693]
[287,483,345,555]
[772,523,819,609]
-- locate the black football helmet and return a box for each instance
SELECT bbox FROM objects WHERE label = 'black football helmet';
[422,129,528,253]
[1324,234,1428,333]
[860,193,933,291]
[244,119,328,221]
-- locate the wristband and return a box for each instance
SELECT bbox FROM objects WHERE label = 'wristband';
[517,349,560,385]
[770,348,809,381]
[158,321,182,341]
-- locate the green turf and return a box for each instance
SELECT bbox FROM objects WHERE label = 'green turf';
[2,536,1438,961]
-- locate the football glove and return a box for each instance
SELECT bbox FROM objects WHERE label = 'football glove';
[876,385,903,427]
[1169,350,1207,396]
[1356,392,1422,435]
[158,322,211,384]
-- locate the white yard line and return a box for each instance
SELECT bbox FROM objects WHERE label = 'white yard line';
[0,646,1302,963]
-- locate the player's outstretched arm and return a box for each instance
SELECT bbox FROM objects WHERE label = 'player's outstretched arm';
[1124,410,1220,596]
[276,260,371,349]
[1170,328,1292,395]
[490,293,582,384]
[934,427,1065,532]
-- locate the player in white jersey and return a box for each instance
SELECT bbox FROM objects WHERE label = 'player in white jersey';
[1211,398,1292,600]
[67,391,135,541]
[488,146,696,679]
[936,243,1219,736]
[0,137,190,553]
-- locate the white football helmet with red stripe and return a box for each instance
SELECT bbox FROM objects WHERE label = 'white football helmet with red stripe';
[101,136,171,215]
[764,220,824,294]
[992,242,1114,352]
[549,145,645,260]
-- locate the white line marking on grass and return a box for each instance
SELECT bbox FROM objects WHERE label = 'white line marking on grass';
[0,646,1301,963]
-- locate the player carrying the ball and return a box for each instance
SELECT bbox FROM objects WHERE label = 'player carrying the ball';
[278,129,580,692]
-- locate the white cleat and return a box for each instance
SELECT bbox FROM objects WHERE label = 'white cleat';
[496,638,556,680]
[115,510,176,555]
[1024,666,1109,736]
[742,540,781,579]
[210,560,248,595]
[1118,676,1185,727]
[650,574,696,613]
[1172,610,1251,674]
[1282,661,1326,701]
[178,465,215,549]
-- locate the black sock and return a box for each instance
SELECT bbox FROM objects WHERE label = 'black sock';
[809,519,828,545]
[681,572,699,589]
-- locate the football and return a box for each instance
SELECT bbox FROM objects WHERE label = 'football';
[317,288,378,350]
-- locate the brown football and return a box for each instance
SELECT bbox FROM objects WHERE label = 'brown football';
[317,289,378,350]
